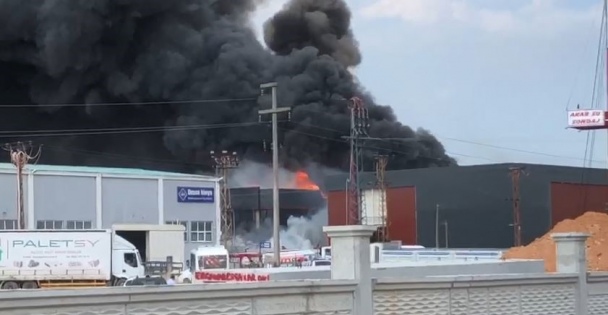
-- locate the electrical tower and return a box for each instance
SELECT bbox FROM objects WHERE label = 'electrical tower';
[508,166,527,247]
[2,141,41,230]
[374,154,389,242]
[210,150,239,249]
[344,96,370,225]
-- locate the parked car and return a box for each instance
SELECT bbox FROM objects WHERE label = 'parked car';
[123,276,167,286]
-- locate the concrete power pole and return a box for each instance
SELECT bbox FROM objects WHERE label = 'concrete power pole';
[210,150,239,249]
[2,141,41,230]
[508,166,527,247]
[259,82,291,267]
[374,154,389,242]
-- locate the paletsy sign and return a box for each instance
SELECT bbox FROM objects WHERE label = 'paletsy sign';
[194,271,270,283]
[568,110,605,128]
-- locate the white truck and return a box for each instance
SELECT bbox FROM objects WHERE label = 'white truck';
[0,230,145,289]
[179,246,230,283]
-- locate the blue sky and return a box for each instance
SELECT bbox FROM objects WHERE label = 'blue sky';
[252,0,607,167]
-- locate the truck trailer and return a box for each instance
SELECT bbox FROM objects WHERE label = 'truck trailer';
[0,229,145,289]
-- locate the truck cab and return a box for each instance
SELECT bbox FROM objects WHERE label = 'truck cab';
[111,234,145,286]
[179,246,229,283]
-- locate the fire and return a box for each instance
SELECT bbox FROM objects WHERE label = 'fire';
[295,171,320,190]
[294,171,327,199]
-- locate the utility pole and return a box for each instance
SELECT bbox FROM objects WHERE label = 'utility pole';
[442,220,449,248]
[210,150,239,249]
[508,166,527,247]
[2,141,41,230]
[374,154,389,242]
[259,82,291,267]
[435,204,440,249]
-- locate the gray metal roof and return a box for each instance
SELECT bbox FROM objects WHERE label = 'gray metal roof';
[0,162,216,180]
[324,163,608,191]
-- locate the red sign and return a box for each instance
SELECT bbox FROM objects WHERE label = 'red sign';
[195,271,270,282]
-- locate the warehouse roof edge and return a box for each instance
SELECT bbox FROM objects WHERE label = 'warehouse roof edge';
[324,163,608,191]
[0,163,219,182]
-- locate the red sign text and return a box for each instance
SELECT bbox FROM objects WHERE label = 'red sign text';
[195,271,270,282]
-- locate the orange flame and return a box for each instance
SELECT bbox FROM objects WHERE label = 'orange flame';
[294,171,327,199]
[295,171,320,190]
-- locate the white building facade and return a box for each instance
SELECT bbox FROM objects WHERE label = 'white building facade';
[0,163,221,257]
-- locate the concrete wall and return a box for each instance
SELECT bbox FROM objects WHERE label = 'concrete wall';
[250,260,545,281]
[0,281,357,315]
[374,274,579,314]
[4,228,608,315]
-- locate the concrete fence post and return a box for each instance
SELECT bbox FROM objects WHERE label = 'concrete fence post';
[552,232,589,315]
[323,225,376,315]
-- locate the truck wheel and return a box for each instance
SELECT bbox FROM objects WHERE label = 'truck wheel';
[115,278,126,286]
[182,278,191,284]
[21,281,38,289]
[1,281,19,290]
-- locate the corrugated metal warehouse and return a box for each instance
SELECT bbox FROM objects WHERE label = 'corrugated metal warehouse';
[325,163,608,249]
[0,163,220,258]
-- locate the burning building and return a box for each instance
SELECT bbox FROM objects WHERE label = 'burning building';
[230,170,326,230]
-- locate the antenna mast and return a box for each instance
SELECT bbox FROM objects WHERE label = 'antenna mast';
[345,96,369,225]
[210,150,239,249]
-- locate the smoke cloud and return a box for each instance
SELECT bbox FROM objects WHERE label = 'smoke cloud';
[228,159,340,189]
[0,0,455,172]
[235,207,328,250]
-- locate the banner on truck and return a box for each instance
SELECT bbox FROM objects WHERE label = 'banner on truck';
[0,231,112,280]
[177,187,214,203]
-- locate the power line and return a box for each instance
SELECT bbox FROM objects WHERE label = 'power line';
[288,121,602,164]
[0,117,587,164]
[0,121,269,138]
[280,125,496,162]
[0,97,257,108]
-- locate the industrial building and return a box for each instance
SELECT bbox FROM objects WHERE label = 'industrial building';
[0,163,220,260]
[325,163,608,249]
[230,187,326,229]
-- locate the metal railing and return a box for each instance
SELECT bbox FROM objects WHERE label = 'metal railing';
[380,249,504,263]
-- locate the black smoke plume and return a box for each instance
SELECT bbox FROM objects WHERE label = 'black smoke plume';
[0,0,456,173]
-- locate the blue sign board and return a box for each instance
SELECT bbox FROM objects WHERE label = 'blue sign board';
[260,241,271,249]
[177,187,214,203]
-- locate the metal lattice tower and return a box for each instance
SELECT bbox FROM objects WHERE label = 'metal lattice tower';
[508,166,527,247]
[374,154,389,242]
[210,150,239,248]
[2,141,41,230]
[346,96,369,225]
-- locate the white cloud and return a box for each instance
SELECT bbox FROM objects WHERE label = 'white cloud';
[359,0,599,35]
[250,0,290,43]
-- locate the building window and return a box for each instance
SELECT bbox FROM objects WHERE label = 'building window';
[36,220,63,230]
[190,221,213,243]
[66,220,93,230]
[165,220,188,241]
[0,220,17,230]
